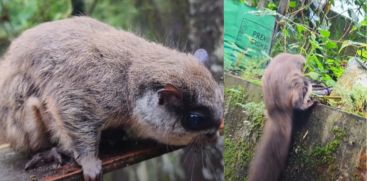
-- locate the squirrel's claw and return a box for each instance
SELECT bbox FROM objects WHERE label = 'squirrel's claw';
[25,147,63,170]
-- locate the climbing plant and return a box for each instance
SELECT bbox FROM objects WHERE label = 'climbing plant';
[270,0,367,87]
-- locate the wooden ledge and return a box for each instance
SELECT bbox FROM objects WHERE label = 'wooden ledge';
[0,136,181,181]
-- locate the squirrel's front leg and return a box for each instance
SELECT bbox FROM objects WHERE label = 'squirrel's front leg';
[292,78,315,111]
[70,125,102,181]
[73,136,102,181]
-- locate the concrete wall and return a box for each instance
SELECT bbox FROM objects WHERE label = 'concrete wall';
[224,74,366,180]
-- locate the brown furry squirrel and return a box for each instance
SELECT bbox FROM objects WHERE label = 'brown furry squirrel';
[0,17,223,180]
[248,53,314,181]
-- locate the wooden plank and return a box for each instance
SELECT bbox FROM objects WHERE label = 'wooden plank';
[0,137,180,181]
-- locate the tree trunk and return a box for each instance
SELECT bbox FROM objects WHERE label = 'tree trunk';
[71,0,85,16]
[187,0,224,81]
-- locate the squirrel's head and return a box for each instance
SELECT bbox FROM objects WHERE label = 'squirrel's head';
[131,49,223,146]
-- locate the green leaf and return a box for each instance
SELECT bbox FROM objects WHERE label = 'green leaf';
[307,55,324,72]
[267,2,277,10]
[339,40,367,53]
[357,49,367,58]
[314,58,324,71]
[306,72,320,80]
[296,24,305,33]
[325,41,337,49]
[319,29,330,38]
[310,39,322,50]
[283,28,289,37]
[289,1,296,8]
[323,77,336,87]
[361,19,367,27]
[330,67,343,78]
[325,58,335,65]
[289,43,300,49]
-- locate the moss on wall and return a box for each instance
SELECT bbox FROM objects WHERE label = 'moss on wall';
[224,86,265,180]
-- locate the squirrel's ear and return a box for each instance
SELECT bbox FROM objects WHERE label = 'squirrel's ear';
[157,84,182,106]
[194,48,209,65]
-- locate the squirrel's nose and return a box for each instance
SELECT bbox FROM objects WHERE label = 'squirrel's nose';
[214,118,224,129]
[219,118,224,129]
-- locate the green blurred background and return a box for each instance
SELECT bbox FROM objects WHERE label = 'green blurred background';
[0,0,224,79]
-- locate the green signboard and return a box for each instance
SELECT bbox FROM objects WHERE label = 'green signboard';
[224,0,275,72]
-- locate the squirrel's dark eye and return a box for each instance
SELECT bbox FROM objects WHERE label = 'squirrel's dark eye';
[189,113,202,128]
[184,112,210,131]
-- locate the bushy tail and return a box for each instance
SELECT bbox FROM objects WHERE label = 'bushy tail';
[248,114,293,181]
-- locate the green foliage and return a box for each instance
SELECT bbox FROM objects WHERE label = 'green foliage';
[272,21,346,87]
[224,137,252,181]
[0,0,190,53]
[224,47,270,83]
[88,0,189,42]
[0,0,71,40]
[330,83,367,117]
[288,1,296,9]
[229,0,366,91]
[237,101,265,139]
[86,0,138,30]
[224,86,253,180]
[239,58,267,85]
[270,1,366,87]
[225,87,265,131]
[262,0,367,116]
[0,0,72,54]
[224,86,265,180]
[267,2,277,10]
[225,87,248,107]
[225,86,265,139]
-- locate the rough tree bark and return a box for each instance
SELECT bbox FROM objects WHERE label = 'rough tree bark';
[187,0,224,82]
[272,0,290,41]
[71,0,86,16]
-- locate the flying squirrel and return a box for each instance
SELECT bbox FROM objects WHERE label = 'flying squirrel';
[0,17,223,181]
[248,53,315,181]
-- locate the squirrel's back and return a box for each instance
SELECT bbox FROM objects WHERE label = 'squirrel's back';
[0,16,220,151]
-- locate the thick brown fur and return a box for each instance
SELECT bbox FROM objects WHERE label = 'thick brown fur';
[248,53,314,181]
[0,17,223,180]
